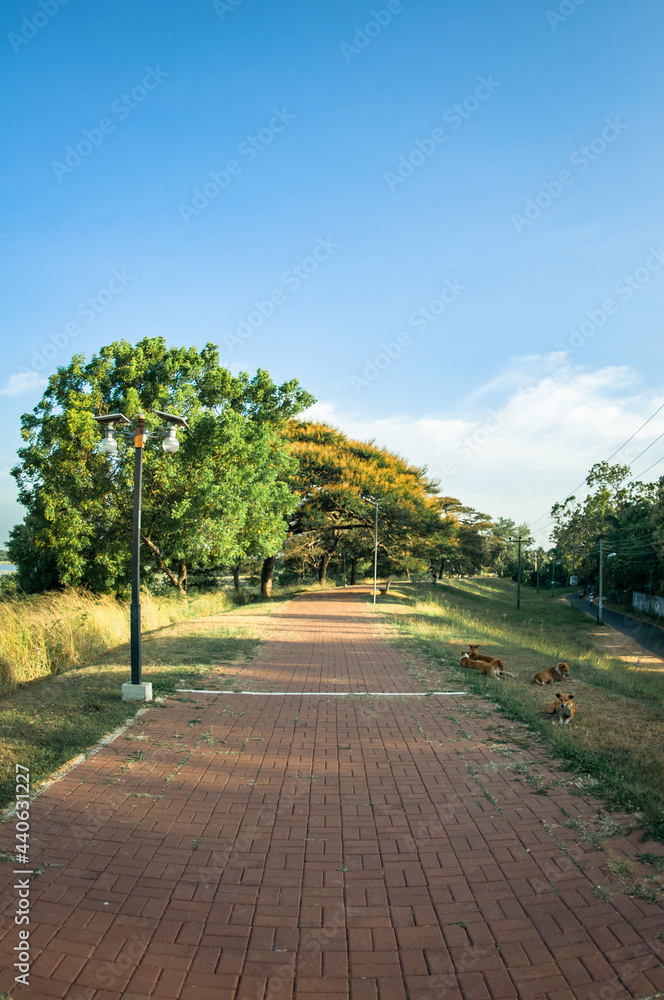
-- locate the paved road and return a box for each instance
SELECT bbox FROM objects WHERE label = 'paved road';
[567,593,664,660]
[2,587,664,1000]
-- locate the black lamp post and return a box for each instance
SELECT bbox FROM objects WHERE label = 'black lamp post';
[94,410,188,702]
[514,535,533,610]
[373,500,379,604]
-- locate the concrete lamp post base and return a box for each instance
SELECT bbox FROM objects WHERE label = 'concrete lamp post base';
[122,682,153,703]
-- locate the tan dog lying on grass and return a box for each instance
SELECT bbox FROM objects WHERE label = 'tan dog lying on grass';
[468,644,496,663]
[545,692,576,724]
[533,662,570,685]
[460,654,514,679]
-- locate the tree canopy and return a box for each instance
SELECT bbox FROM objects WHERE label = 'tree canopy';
[281,421,460,583]
[549,461,664,598]
[9,337,314,594]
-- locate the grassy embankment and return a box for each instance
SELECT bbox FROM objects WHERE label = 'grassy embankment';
[0,585,302,811]
[372,578,664,841]
[0,588,239,694]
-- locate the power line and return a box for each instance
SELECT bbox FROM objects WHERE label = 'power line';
[628,430,664,467]
[530,398,664,532]
[631,454,664,482]
[607,400,664,460]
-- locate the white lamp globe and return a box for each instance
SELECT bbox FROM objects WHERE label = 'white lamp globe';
[162,427,180,454]
[101,429,118,456]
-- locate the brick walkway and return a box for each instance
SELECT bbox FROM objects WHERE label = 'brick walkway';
[2,588,664,1000]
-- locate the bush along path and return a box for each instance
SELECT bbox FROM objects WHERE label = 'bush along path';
[0,586,663,1000]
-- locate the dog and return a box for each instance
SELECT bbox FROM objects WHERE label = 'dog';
[460,654,513,679]
[468,644,496,664]
[533,662,570,685]
[480,658,507,678]
[545,693,576,724]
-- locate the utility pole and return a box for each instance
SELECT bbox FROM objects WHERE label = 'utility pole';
[536,552,540,594]
[572,539,576,581]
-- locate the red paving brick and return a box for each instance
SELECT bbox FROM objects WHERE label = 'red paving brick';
[1,586,663,1000]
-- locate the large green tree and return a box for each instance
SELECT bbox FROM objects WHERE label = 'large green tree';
[279,421,458,586]
[549,461,663,598]
[444,508,494,577]
[9,338,314,594]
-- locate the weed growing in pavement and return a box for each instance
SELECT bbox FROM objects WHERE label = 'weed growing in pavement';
[607,853,664,903]
[523,772,550,795]
[33,861,60,878]
[608,856,638,881]
[639,853,664,873]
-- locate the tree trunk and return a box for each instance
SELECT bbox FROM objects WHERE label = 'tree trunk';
[232,563,243,595]
[143,536,186,596]
[437,558,446,580]
[350,557,358,586]
[261,556,276,598]
[318,551,332,585]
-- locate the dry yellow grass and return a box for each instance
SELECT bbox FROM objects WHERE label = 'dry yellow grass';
[0,588,234,694]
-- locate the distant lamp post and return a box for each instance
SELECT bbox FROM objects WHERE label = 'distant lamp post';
[598,540,616,624]
[514,535,533,611]
[94,410,188,702]
[550,559,561,597]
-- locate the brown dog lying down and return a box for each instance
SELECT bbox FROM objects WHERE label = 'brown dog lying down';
[468,644,496,663]
[545,692,576,724]
[533,662,570,685]
[460,654,514,678]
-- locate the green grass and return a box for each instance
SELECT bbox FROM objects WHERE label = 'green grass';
[0,608,263,811]
[371,578,664,841]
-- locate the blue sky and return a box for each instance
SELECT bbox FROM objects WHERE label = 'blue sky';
[2,0,664,546]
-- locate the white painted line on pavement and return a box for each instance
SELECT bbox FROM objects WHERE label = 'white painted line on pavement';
[176,689,467,697]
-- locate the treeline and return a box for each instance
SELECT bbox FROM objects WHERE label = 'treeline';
[7,337,530,598]
[548,460,664,602]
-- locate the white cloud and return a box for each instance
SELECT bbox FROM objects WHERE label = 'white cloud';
[0,372,47,397]
[302,355,664,546]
